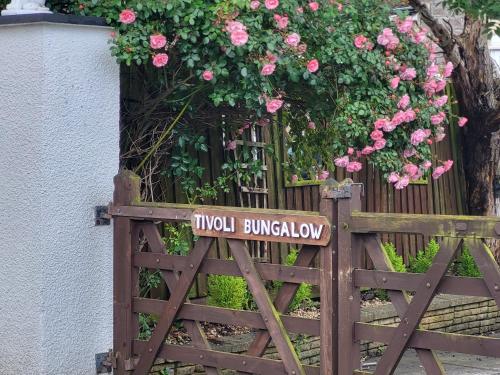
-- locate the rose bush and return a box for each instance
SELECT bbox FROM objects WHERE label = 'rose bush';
[71,0,464,188]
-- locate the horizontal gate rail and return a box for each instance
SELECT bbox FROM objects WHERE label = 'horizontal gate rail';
[354,269,492,297]
[133,298,321,336]
[132,341,321,375]
[349,211,500,239]
[133,252,320,285]
[355,322,500,357]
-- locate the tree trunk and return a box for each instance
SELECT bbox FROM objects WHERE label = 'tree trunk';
[409,0,500,217]
[462,111,500,216]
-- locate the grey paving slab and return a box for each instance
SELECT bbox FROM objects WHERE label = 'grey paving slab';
[363,349,500,374]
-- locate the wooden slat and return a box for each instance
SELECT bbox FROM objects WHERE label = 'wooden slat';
[133,237,214,374]
[238,246,319,375]
[133,298,320,336]
[133,252,320,285]
[354,269,491,297]
[373,238,461,375]
[228,239,306,375]
[133,341,320,375]
[355,322,500,357]
[350,212,500,239]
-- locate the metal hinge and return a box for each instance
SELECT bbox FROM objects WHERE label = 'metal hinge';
[95,205,112,226]
[96,350,116,373]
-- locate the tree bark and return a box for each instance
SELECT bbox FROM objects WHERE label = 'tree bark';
[410,0,500,216]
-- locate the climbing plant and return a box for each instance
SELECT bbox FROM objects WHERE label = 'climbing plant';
[48,0,465,188]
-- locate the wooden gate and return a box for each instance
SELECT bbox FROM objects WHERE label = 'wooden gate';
[110,170,500,375]
[109,170,346,375]
[338,191,500,375]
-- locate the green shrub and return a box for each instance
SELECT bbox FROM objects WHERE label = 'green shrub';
[273,249,312,311]
[455,245,481,278]
[409,240,440,274]
[376,242,406,300]
[207,273,248,310]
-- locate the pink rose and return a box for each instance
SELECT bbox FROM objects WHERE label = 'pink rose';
[377,28,394,46]
[307,59,319,73]
[354,35,368,49]
[391,111,406,127]
[388,172,400,183]
[152,53,169,68]
[334,156,349,168]
[119,9,136,24]
[265,0,279,10]
[443,62,454,78]
[291,174,298,183]
[383,122,396,132]
[395,175,410,190]
[230,30,249,46]
[432,166,446,180]
[423,79,438,97]
[435,133,446,142]
[390,77,400,89]
[403,163,419,177]
[308,1,319,11]
[362,146,375,155]
[297,43,308,54]
[370,129,384,141]
[373,139,387,150]
[318,170,329,180]
[266,98,284,113]
[410,129,428,146]
[308,121,316,130]
[226,140,237,151]
[202,70,214,81]
[346,161,362,173]
[412,29,427,44]
[226,21,246,33]
[397,95,410,109]
[433,95,448,108]
[374,118,389,130]
[285,33,301,47]
[150,34,167,49]
[443,160,454,172]
[400,67,417,81]
[261,63,276,76]
[422,161,432,170]
[404,109,416,123]
[296,6,304,14]
[274,14,289,29]
[458,117,468,127]
[435,80,447,92]
[337,3,343,11]
[397,16,414,33]
[250,0,260,10]
[431,112,446,125]
[426,63,439,78]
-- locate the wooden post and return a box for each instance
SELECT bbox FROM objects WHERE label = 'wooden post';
[319,183,338,375]
[336,184,363,374]
[113,170,141,374]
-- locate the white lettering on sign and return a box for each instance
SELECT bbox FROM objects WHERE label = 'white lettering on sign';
[195,214,324,241]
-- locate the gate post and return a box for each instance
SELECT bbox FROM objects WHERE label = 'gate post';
[319,181,362,375]
[319,185,339,375]
[337,183,363,374]
[113,170,141,373]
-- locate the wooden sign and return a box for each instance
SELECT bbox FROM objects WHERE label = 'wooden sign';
[191,208,331,246]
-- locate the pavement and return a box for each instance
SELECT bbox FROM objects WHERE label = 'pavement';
[363,348,500,374]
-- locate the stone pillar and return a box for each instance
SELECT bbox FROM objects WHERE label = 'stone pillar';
[0,14,119,375]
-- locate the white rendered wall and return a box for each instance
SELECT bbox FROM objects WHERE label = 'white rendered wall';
[0,21,119,374]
